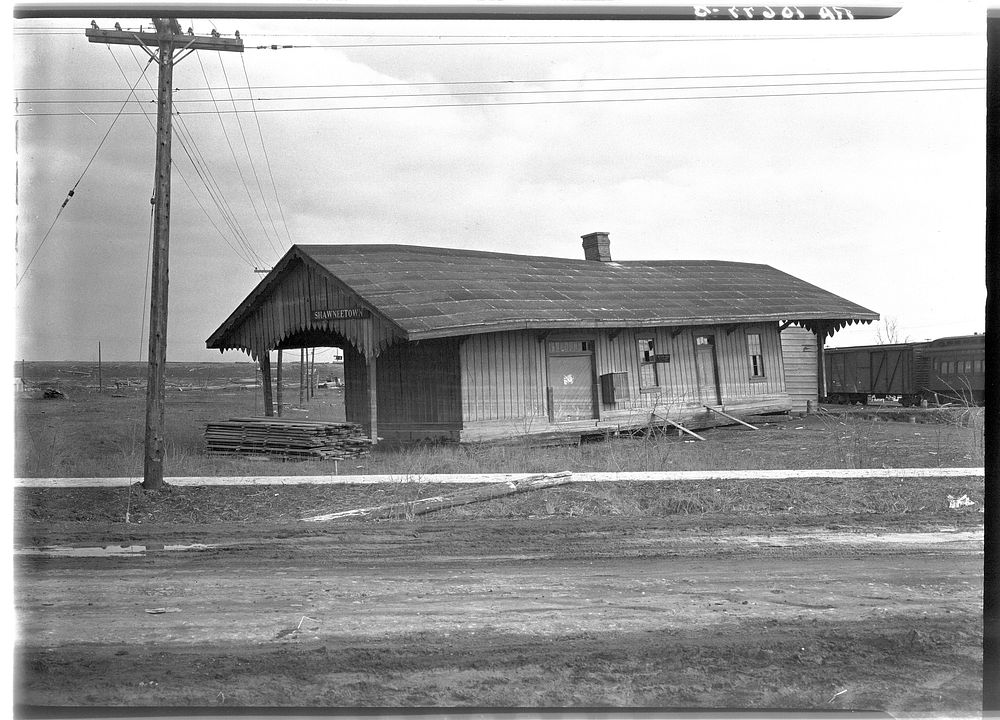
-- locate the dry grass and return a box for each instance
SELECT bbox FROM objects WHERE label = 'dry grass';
[14,368,985,479]
[14,473,985,532]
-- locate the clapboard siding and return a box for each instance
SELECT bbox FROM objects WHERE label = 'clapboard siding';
[590,323,786,419]
[780,325,818,413]
[458,323,790,436]
[345,338,462,441]
[342,343,370,431]
[376,338,462,441]
[460,331,546,424]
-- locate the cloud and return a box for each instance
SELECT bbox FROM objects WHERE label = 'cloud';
[13,7,986,360]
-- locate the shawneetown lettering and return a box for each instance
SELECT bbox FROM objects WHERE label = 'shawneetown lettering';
[312,308,369,320]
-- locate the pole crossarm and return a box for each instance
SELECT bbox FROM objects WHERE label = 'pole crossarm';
[86,27,243,53]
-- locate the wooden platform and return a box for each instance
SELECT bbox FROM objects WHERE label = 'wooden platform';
[459,401,794,446]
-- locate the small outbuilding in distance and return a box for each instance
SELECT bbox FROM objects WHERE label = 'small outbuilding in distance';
[206,233,878,443]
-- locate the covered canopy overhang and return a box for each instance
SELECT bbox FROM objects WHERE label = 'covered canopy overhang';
[206,247,407,361]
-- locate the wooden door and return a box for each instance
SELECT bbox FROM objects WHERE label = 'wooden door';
[870,348,907,395]
[547,344,597,422]
[694,334,721,405]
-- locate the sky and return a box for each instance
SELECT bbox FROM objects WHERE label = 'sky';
[10,0,987,363]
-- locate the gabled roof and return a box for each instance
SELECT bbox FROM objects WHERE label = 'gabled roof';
[208,243,876,350]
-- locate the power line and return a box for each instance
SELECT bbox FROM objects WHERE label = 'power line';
[240,52,294,247]
[196,51,281,261]
[15,50,155,286]
[17,67,986,97]
[22,76,986,107]
[16,82,985,117]
[217,51,284,257]
[122,46,266,270]
[101,75,988,106]
[172,114,270,268]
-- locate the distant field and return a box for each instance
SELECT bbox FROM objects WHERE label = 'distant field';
[13,360,985,479]
[16,361,350,478]
[16,360,344,392]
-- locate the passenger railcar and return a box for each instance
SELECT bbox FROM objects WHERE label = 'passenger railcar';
[824,333,985,406]
[919,334,986,405]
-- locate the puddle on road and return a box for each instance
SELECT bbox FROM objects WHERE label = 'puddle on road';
[729,529,984,549]
[15,543,218,557]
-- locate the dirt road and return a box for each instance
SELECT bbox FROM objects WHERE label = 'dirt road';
[15,518,983,710]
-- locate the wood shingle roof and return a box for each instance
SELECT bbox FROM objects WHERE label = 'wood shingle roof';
[277,243,876,339]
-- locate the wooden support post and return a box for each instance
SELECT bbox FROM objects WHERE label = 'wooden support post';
[260,352,274,417]
[703,405,759,430]
[310,347,316,399]
[275,349,283,417]
[98,341,102,392]
[299,348,306,405]
[367,354,378,443]
[816,324,828,402]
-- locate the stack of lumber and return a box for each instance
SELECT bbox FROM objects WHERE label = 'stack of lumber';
[204,417,371,459]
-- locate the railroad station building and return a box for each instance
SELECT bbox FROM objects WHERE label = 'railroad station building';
[206,234,878,443]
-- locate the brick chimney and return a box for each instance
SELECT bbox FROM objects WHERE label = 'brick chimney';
[581,231,611,262]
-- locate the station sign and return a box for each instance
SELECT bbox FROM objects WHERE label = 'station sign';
[312,308,370,321]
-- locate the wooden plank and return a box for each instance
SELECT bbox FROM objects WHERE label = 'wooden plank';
[300,471,573,521]
[659,417,706,441]
[17,467,984,488]
[703,405,759,430]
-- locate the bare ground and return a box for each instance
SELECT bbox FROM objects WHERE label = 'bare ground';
[15,512,984,711]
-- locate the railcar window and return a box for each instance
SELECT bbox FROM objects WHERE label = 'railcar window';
[975,360,984,373]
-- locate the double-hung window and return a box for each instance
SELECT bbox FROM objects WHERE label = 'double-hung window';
[746,333,764,379]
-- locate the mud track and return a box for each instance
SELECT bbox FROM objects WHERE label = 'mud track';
[15,518,983,710]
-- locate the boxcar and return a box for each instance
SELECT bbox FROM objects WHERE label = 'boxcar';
[824,333,984,406]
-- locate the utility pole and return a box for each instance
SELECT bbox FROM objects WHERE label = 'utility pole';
[87,19,243,489]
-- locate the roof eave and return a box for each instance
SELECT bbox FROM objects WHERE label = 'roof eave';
[402,312,878,341]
